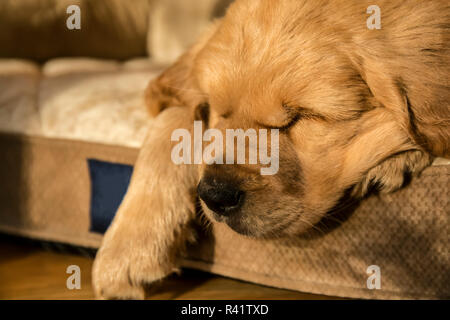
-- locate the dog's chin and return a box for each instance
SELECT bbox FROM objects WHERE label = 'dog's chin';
[200,205,256,237]
[223,217,259,237]
[207,213,252,236]
[201,206,278,239]
[224,219,270,238]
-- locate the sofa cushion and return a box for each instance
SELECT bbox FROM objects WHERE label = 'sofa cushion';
[0,59,42,135]
[147,0,233,63]
[0,0,150,62]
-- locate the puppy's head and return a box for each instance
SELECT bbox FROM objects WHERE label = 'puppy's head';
[147,0,448,238]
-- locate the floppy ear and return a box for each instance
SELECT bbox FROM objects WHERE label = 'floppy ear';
[351,26,450,158]
[358,59,450,158]
[347,10,449,196]
[145,20,221,117]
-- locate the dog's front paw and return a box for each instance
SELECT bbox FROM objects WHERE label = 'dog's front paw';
[353,150,433,197]
[92,230,177,300]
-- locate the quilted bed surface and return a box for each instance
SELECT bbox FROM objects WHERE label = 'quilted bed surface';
[0,58,164,147]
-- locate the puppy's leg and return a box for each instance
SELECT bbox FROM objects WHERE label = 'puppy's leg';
[352,150,433,197]
[92,106,198,300]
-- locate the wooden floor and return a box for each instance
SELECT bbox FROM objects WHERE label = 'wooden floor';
[0,238,339,300]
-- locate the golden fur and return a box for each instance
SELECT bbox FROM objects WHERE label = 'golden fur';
[93,0,449,299]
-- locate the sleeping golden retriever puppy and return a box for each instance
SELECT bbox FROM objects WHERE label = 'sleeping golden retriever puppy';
[93,0,449,299]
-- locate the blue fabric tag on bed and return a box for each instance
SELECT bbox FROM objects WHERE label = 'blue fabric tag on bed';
[88,159,134,234]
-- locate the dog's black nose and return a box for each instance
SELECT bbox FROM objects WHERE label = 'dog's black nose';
[197,178,244,216]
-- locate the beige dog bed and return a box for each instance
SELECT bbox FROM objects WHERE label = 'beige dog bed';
[0,58,448,300]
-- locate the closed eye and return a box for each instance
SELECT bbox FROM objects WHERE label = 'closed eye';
[281,104,327,129]
[260,103,302,130]
[260,104,324,130]
[264,113,301,131]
